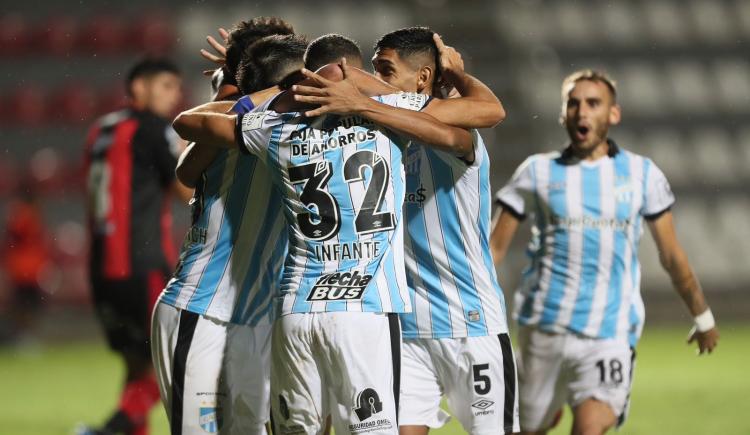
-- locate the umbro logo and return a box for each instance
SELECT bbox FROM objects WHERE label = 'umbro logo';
[471,399,495,410]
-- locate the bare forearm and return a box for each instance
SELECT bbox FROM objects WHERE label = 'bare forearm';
[173,112,236,148]
[357,98,472,154]
[176,142,220,188]
[663,253,709,316]
[348,67,399,96]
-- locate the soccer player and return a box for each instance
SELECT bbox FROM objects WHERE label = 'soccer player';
[82,58,190,435]
[171,50,476,433]
[151,25,302,435]
[490,69,720,435]
[303,33,364,71]
[370,27,519,434]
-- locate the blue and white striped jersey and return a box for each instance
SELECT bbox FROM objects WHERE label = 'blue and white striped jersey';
[160,96,288,326]
[237,93,429,316]
[496,142,674,343]
[401,131,509,339]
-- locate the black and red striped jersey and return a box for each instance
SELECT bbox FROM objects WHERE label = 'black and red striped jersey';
[84,108,179,280]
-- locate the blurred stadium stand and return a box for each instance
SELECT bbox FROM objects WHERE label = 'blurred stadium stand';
[0,0,747,331]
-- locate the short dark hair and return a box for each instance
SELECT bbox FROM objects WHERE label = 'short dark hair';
[224,17,295,83]
[126,57,179,93]
[304,34,362,71]
[236,34,307,95]
[374,26,438,73]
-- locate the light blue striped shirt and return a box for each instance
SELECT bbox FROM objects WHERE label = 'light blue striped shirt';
[401,131,509,339]
[496,143,674,343]
[237,93,429,315]
[160,96,287,326]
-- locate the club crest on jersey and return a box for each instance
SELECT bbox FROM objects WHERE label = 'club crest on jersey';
[307,270,373,301]
[198,406,222,433]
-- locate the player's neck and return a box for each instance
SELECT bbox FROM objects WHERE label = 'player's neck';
[572,139,610,162]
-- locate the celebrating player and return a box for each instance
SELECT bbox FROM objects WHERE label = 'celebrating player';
[81,58,190,435]
[490,69,720,435]
[171,47,478,432]
[371,27,519,434]
[151,21,302,435]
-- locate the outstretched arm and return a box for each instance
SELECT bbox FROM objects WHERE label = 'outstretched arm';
[293,61,472,156]
[173,101,238,148]
[647,211,719,354]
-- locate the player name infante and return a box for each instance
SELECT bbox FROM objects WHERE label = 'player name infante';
[314,240,381,262]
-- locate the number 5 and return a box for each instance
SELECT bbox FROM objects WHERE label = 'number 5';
[473,364,491,395]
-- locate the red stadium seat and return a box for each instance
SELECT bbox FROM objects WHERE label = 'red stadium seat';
[7,86,47,126]
[78,14,127,54]
[51,83,97,124]
[128,15,175,54]
[0,14,30,56]
[35,16,79,56]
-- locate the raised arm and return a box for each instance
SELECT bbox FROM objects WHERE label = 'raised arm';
[647,211,719,354]
[293,61,472,156]
[172,101,238,148]
[420,34,505,129]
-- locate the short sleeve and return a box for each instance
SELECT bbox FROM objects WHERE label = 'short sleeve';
[642,160,675,219]
[377,92,431,111]
[235,110,281,161]
[495,157,537,220]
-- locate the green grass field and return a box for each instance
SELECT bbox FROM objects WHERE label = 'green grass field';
[1,325,748,435]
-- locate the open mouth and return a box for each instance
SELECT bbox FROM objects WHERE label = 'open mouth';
[577,126,589,136]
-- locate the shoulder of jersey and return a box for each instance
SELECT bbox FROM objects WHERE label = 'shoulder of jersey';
[96,109,131,128]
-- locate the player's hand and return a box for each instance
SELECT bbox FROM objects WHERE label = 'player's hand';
[293,58,370,117]
[200,27,230,76]
[687,326,719,355]
[433,33,465,90]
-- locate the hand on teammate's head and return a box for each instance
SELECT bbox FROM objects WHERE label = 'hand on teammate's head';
[433,33,464,87]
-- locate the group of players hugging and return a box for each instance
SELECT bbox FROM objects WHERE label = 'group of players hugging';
[83,15,719,435]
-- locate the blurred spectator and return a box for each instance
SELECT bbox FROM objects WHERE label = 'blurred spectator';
[1,183,51,346]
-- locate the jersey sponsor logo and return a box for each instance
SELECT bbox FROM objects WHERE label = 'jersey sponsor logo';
[290,128,378,158]
[307,271,373,301]
[614,177,634,202]
[186,226,207,245]
[405,185,427,208]
[350,388,393,433]
[550,214,631,231]
[396,92,429,110]
[241,112,266,131]
[471,399,495,417]
[467,310,481,322]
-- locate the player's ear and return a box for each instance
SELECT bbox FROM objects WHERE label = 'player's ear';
[609,104,621,126]
[417,65,433,93]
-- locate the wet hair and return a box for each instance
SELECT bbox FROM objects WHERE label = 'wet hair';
[236,34,307,95]
[373,26,438,74]
[303,33,362,71]
[126,57,179,94]
[224,17,295,83]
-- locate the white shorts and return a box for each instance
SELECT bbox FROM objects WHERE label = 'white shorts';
[516,326,635,431]
[270,312,401,435]
[399,334,520,435]
[151,302,272,435]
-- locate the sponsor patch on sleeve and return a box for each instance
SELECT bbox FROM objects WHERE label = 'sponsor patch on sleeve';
[396,92,429,111]
[241,112,266,131]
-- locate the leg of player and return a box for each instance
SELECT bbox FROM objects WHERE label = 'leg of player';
[398,339,449,435]
[571,399,617,435]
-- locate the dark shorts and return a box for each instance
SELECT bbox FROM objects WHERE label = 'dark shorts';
[91,270,166,359]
